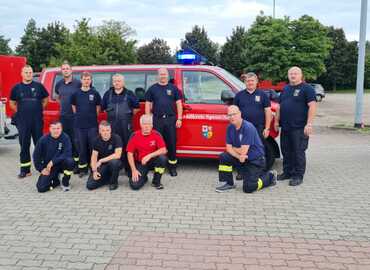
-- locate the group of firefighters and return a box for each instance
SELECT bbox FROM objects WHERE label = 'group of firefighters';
[9,62,316,193]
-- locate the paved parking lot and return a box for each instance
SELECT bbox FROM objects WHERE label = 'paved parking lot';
[0,93,369,270]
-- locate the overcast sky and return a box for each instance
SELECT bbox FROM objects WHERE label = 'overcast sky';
[0,0,368,52]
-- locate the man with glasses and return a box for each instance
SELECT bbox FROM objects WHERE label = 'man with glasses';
[216,105,277,193]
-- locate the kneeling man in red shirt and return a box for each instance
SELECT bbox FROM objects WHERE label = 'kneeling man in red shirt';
[127,114,167,190]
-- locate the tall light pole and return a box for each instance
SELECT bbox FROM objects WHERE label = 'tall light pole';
[354,0,368,128]
[273,0,276,18]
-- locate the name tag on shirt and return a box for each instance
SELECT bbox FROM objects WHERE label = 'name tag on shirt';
[294,89,301,96]
[166,89,172,96]
[89,94,94,101]
[255,95,261,102]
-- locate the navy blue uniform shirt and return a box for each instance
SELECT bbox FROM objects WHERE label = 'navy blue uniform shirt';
[55,78,81,116]
[71,87,101,129]
[145,83,181,116]
[226,120,265,162]
[93,133,123,160]
[33,132,72,172]
[101,87,139,111]
[234,89,270,128]
[10,81,49,121]
[279,83,316,131]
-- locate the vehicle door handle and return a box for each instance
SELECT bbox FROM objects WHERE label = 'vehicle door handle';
[183,105,192,111]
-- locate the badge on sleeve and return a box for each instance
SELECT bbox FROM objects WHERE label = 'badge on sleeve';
[294,89,301,96]
[89,94,94,101]
[255,95,261,102]
[166,89,172,96]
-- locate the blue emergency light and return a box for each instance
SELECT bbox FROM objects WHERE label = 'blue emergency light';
[176,49,206,65]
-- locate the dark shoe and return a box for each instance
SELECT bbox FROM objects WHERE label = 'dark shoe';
[18,172,31,179]
[109,183,118,190]
[215,183,235,193]
[277,173,291,181]
[61,184,70,192]
[151,183,164,190]
[235,172,243,181]
[169,168,177,177]
[289,177,303,186]
[79,170,88,178]
[270,170,278,186]
[73,167,80,175]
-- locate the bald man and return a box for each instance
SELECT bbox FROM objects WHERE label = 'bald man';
[145,68,183,177]
[274,66,316,186]
[10,65,49,178]
[216,105,277,193]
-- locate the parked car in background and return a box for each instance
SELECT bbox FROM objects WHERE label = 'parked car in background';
[309,83,326,102]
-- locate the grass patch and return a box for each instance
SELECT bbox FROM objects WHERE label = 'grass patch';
[331,123,370,134]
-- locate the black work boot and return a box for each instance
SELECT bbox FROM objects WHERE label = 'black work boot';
[277,173,291,181]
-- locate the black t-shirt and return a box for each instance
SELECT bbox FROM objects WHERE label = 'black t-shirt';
[93,134,123,160]
[145,83,181,116]
[71,88,101,129]
[234,89,271,128]
[10,81,49,121]
[279,83,316,131]
[55,78,81,116]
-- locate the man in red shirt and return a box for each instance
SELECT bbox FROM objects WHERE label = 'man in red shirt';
[127,114,167,190]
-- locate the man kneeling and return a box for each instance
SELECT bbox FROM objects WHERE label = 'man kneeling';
[127,114,167,190]
[216,105,277,193]
[87,121,122,191]
[33,121,74,192]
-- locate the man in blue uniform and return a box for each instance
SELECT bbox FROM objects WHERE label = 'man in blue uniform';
[86,121,122,191]
[71,72,101,177]
[216,105,277,193]
[55,61,81,171]
[234,72,272,171]
[275,66,316,186]
[10,65,49,178]
[33,121,74,192]
[145,68,182,177]
[101,74,139,173]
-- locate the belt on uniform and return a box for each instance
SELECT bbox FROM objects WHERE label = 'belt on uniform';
[154,114,175,119]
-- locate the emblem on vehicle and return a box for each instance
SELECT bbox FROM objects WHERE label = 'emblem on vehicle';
[202,125,213,139]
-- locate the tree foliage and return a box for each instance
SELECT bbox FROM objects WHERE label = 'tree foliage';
[137,38,173,64]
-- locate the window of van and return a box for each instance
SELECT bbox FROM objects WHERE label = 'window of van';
[182,71,232,104]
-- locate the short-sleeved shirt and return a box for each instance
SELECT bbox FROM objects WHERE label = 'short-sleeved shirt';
[101,88,139,112]
[93,134,122,160]
[279,83,316,131]
[55,78,81,117]
[71,88,101,129]
[126,130,166,162]
[10,81,49,121]
[234,89,270,128]
[145,83,181,116]
[226,120,265,163]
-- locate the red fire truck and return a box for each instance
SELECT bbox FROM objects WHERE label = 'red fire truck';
[2,53,281,168]
[0,55,27,138]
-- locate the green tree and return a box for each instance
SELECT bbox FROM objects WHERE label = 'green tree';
[94,20,137,64]
[0,35,12,55]
[181,25,219,64]
[137,38,173,64]
[317,27,356,90]
[290,15,332,80]
[53,19,137,66]
[242,14,292,82]
[16,18,39,68]
[219,26,248,76]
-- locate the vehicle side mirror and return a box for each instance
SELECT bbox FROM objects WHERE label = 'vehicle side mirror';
[221,90,235,105]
